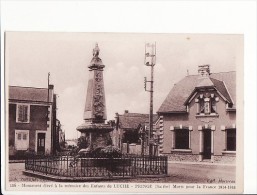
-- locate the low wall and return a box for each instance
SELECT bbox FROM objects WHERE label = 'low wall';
[164,152,236,164]
[122,143,141,155]
[213,154,236,164]
[166,153,199,162]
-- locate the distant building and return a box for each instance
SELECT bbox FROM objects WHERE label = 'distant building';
[112,110,159,155]
[57,119,65,146]
[65,139,77,149]
[157,65,236,163]
[8,85,60,157]
[55,118,65,151]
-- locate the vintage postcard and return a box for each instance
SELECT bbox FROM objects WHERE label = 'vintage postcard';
[3,32,243,194]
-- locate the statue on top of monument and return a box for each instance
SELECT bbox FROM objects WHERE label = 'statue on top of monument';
[93,43,100,58]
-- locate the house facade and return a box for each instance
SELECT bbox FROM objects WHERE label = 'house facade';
[9,85,57,157]
[157,65,236,163]
[112,110,158,155]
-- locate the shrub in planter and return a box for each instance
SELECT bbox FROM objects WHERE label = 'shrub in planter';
[25,148,36,158]
[101,146,122,157]
[89,146,126,171]
[9,145,16,156]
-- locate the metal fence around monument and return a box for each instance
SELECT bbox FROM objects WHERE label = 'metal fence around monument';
[25,155,168,179]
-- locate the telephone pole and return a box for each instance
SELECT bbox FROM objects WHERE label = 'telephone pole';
[144,42,156,156]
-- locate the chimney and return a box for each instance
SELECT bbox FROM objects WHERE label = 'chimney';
[198,65,210,77]
[124,110,129,114]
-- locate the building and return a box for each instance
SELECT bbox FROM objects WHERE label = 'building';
[57,119,65,148]
[112,110,159,155]
[157,65,236,163]
[8,85,59,157]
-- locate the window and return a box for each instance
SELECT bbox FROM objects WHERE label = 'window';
[23,133,27,140]
[16,104,30,123]
[197,94,217,115]
[15,130,29,150]
[226,129,236,151]
[17,133,22,140]
[175,129,189,149]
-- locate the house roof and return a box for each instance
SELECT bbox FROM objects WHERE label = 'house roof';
[158,71,236,113]
[118,112,159,130]
[210,78,233,103]
[9,86,53,103]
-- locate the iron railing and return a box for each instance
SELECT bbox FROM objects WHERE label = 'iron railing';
[25,155,168,178]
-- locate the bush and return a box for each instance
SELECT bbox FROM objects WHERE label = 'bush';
[24,148,36,157]
[77,136,88,150]
[89,146,122,158]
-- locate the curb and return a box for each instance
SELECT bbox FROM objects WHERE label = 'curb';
[9,160,25,163]
[23,170,168,182]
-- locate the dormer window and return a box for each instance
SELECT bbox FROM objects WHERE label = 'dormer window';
[196,94,218,115]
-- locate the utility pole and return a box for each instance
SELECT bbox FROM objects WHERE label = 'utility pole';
[144,42,156,156]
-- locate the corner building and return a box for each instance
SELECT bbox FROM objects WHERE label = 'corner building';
[8,85,57,157]
[157,65,236,163]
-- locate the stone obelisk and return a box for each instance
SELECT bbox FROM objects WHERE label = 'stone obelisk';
[77,43,113,151]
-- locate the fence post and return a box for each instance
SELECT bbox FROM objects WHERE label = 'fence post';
[46,157,48,175]
[67,156,69,176]
[25,158,27,170]
[33,155,34,173]
[123,157,125,177]
[133,156,136,176]
[165,156,168,175]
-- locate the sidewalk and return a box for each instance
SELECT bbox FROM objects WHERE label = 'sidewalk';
[9,160,25,163]
[168,160,236,166]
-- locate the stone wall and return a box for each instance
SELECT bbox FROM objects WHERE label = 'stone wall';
[164,153,236,164]
[165,153,199,162]
[213,154,236,164]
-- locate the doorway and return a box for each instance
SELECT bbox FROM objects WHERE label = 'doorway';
[37,133,45,154]
[203,129,211,159]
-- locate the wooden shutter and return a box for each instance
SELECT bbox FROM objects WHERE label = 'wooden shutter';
[18,105,23,122]
[23,105,28,122]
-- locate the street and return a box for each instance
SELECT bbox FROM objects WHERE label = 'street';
[8,162,235,183]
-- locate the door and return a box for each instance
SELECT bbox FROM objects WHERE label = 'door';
[15,130,29,150]
[37,133,45,154]
[203,129,211,159]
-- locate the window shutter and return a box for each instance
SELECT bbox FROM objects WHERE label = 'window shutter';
[204,102,210,114]
[24,105,28,122]
[211,100,216,112]
[200,101,205,113]
[18,105,23,121]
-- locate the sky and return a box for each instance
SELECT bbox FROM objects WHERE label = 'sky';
[6,32,241,139]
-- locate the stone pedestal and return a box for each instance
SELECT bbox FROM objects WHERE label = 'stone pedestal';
[77,122,113,150]
[76,43,113,151]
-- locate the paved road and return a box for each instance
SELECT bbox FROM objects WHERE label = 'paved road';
[8,162,236,183]
[168,163,235,183]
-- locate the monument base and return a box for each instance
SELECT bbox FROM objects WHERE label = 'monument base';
[77,122,113,151]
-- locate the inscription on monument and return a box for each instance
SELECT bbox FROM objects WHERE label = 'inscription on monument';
[94,70,104,119]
